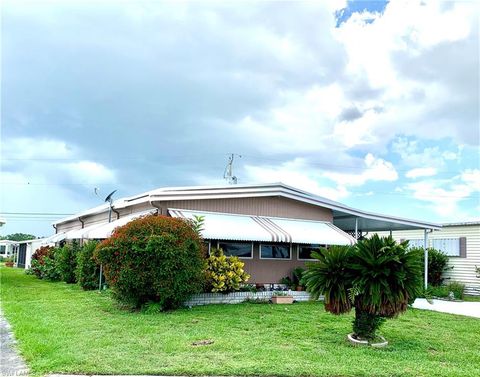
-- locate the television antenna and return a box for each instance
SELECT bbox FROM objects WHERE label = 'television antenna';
[224,153,241,184]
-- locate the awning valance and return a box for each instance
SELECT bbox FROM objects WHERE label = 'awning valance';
[168,209,355,245]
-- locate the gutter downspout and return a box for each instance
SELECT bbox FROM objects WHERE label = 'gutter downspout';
[112,207,120,220]
[78,217,85,229]
[53,224,57,234]
[149,200,162,216]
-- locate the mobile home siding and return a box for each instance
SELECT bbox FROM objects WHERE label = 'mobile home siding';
[153,196,333,221]
[376,224,480,295]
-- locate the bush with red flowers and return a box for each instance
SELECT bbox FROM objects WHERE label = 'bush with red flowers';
[94,214,205,310]
[30,245,61,281]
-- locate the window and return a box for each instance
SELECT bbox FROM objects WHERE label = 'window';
[260,243,291,259]
[298,244,325,260]
[217,241,253,258]
[431,238,461,257]
[406,237,465,257]
[0,245,5,254]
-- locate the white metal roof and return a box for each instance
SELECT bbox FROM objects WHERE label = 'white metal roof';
[82,210,156,239]
[168,208,355,245]
[65,209,156,240]
[53,182,442,232]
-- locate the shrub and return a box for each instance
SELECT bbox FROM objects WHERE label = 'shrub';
[426,281,465,300]
[31,246,54,278]
[56,241,80,284]
[30,246,61,281]
[76,241,101,290]
[304,235,423,341]
[293,266,306,288]
[95,215,206,310]
[411,246,452,287]
[205,248,250,293]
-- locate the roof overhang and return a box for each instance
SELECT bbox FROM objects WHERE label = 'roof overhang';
[169,208,356,245]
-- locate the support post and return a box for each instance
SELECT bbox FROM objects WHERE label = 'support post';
[354,218,358,239]
[424,229,429,288]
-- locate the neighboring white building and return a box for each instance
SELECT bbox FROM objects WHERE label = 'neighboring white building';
[379,222,480,295]
[0,240,18,258]
[15,238,54,269]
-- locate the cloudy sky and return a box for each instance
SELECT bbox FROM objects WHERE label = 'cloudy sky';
[1,0,479,236]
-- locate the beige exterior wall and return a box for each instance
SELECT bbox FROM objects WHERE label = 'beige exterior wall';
[376,224,480,295]
[153,196,333,221]
[211,242,310,284]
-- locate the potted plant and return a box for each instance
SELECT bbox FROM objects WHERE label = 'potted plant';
[271,291,293,304]
[4,257,14,267]
[303,235,423,347]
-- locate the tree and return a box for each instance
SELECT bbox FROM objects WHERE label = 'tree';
[1,233,37,241]
[303,235,423,342]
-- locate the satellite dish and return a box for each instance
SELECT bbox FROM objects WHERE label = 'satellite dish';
[104,190,117,204]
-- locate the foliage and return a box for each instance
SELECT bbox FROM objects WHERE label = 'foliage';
[0,233,37,241]
[303,245,354,314]
[411,246,452,287]
[205,248,250,293]
[476,265,480,278]
[76,241,101,290]
[304,235,423,340]
[95,214,205,310]
[56,241,80,284]
[279,276,295,289]
[352,311,385,340]
[426,282,465,300]
[31,246,61,281]
[190,215,205,236]
[350,236,423,317]
[3,267,480,377]
[272,290,289,296]
[293,266,306,287]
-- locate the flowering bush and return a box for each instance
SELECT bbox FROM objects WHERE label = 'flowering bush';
[205,248,250,293]
[94,215,205,310]
[30,245,61,281]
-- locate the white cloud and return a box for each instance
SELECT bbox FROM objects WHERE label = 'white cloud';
[244,158,350,201]
[323,153,398,186]
[405,167,437,179]
[405,169,480,218]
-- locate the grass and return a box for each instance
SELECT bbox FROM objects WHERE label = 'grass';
[1,267,480,377]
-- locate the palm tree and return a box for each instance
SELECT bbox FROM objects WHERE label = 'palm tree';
[303,235,423,342]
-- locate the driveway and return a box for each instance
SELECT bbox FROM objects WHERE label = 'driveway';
[412,298,480,318]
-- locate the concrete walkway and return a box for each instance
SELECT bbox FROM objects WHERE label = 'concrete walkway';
[412,298,480,318]
[0,309,29,376]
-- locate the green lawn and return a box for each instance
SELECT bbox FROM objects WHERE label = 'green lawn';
[1,267,479,377]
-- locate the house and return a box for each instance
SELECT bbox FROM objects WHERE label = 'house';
[378,222,480,295]
[44,183,440,284]
[14,238,53,269]
[0,240,18,259]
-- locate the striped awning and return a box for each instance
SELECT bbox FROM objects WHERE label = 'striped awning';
[168,209,356,245]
